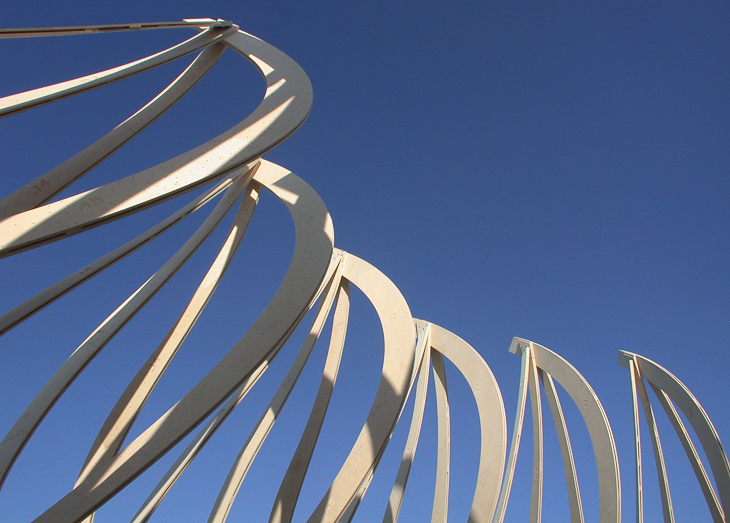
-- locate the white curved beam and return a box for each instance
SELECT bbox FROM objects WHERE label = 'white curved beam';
[620,351,729,522]
[511,338,621,523]
[130,254,344,523]
[76,180,262,485]
[0,26,313,257]
[208,260,344,523]
[494,344,531,523]
[528,347,544,523]
[268,279,351,523]
[0,24,236,118]
[0,166,256,491]
[431,350,451,523]
[628,359,645,523]
[306,252,416,523]
[651,385,722,521]
[628,358,674,522]
[30,161,334,522]
[0,174,240,337]
[427,323,506,523]
[539,369,584,523]
[0,42,227,219]
[383,322,432,523]
[0,20,230,39]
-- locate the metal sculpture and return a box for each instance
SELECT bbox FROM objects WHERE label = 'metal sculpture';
[0,19,726,522]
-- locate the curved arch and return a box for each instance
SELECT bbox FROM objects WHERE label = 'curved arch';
[0,167,256,491]
[305,252,416,523]
[0,42,227,219]
[0,24,313,257]
[426,321,507,523]
[28,160,333,522]
[0,23,237,118]
[620,351,730,521]
[510,338,621,523]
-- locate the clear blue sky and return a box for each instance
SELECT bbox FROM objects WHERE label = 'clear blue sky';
[0,1,728,521]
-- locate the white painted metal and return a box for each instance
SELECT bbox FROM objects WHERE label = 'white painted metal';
[0,25,237,118]
[527,348,543,523]
[0,166,257,490]
[629,359,645,523]
[305,252,417,523]
[426,322,506,523]
[0,174,244,336]
[0,23,313,257]
[131,253,344,523]
[268,279,351,523]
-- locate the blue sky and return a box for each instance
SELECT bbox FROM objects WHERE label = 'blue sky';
[0,1,728,521]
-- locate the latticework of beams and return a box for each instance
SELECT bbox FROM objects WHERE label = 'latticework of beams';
[0,20,727,522]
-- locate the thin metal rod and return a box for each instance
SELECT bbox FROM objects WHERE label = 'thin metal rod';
[539,370,584,523]
[527,348,543,523]
[0,20,231,39]
[628,360,644,523]
[632,361,674,522]
[431,349,451,523]
[0,43,226,219]
[493,342,531,523]
[384,323,431,523]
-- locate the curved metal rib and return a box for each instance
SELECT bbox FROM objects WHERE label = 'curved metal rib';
[0,174,239,337]
[5,19,727,523]
[0,42,227,219]
[0,20,230,39]
[207,257,345,523]
[431,349,451,523]
[493,341,531,523]
[427,323,506,523]
[619,351,729,522]
[539,369,584,523]
[383,322,432,523]
[31,160,334,522]
[268,279,351,523]
[306,252,416,523]
[130,254,343,523]
[0,166,255,491]
[627,357,674,522]
[628,359,645,523]
[76,180,262,485]
[511,338,621,523]
[528,347,543,523]
[0,24,237,118]
[651,385,722,521]
[0,25,313,257]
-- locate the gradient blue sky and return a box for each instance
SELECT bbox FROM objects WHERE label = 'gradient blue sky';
[0,1,728,521]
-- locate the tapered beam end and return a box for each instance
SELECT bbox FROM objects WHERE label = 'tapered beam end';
[509,337,531,356]
[617,350,635,369]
